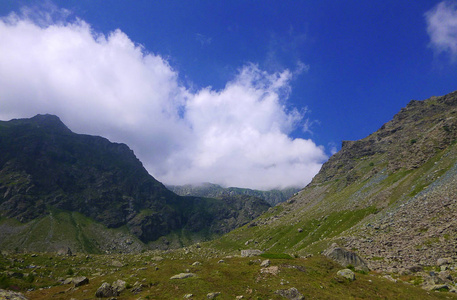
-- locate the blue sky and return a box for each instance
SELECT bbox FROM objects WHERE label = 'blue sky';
[1,1,457,190]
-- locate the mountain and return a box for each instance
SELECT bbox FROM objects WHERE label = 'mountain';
[167,182,300,206]
[211,90,457,276]
[0,114,270,253]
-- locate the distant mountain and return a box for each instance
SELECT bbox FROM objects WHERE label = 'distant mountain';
[167,183,299,206]
[0,114,270,253]
[212,90,457,277]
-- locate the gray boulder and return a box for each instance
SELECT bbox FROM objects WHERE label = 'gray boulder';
[73,276,89,287]
[323,243,369,271]
[241,249,263,257]
[337,269,356,281]
[0,289,28,300]
[275,287,304,300]
[95,282,118,298]
[112,279,126,294]
[170,273,195,280]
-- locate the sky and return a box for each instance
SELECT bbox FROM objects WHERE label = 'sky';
[1,1,457,190]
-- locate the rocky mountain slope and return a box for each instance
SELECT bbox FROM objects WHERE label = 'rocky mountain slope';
[212,90,457,281]
[167,183,299,206]
[0,114,270,253]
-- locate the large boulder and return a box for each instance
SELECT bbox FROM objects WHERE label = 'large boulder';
[323,243,369,271]
[0,290,28,300]
[241,249,263,257]
[95,282,118,298]
[275,287,304,300]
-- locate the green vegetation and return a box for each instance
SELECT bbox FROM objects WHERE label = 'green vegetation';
[0,250,453,300]
[260,253,293,259]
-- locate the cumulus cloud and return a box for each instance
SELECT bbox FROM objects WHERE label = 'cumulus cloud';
[425,1,457,60]
[0,8,327,190]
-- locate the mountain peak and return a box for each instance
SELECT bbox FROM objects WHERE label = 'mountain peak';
[28,114,72,133]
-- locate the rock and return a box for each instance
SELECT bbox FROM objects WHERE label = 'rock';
[183,294,193,298]
[423,284,450,291]
[217,259,225,264]
[0,289,29,300]
[95,282,118,298]
[112,279,126,294]
[111,260,124,268]
[408,265,423,273]
[236,296,244,299]
[437,257,452,266]
[260,266,279,276]
[151,256,164,261]
[260,259,270,267]
[241,249,263,257]
[131,281,144,294]
[323,243,369,271]
[275,287,304,300]
[297,228,303,233]
[383,275,397,282]
[337,269,356,281]
[191,261,201,266]
[207,292,221,299]
[57,247,73,256]
[170,273,195,280]
[73,276,89,287]
[438,271,453,282]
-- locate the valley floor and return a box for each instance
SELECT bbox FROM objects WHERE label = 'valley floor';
[1,247,456,300]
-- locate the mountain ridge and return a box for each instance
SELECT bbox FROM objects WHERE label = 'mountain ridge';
[0,114,270,253]
[167,182,300,206]
[210,90,457,279]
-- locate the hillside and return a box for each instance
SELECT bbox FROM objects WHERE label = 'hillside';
[0,114,270,253]
[210,90,457,284]
[168,183,300,206]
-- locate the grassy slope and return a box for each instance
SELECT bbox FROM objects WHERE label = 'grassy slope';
[0,250,455,300]
[209,139,457,258]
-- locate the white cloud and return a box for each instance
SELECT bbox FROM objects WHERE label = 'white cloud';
[425,1,457,60]
[0,8,327,190]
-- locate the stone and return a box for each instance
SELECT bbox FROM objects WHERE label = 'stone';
[191,261,201,266]
[275,287,304,300]
[57,247,73,256]
[131,281,144,294]
[437,258,452,266]
[95,282,118,298]
[73,276,89,287]
[260,266,279,276]
[337,269,356,281]
[183,294,193,298]
[323,243,369,271]
[170,273,195,280]
[0,289,28,300]
[241,249,263,257]
[207,292,221,299]
[111,260,124,268]
[438,271,453,282]
[423,284,450,291]
[112,279,126,294]
[408,265,423,273]
[297,228,303,233]
[260,259,270,267]
[217,260,225,264]
[151,256,164,261]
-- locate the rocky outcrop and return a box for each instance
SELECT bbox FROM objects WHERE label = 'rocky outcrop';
[323,243,369,271]
[0,114,270,252]
[275,287,304,300]
[0,289,28,300]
